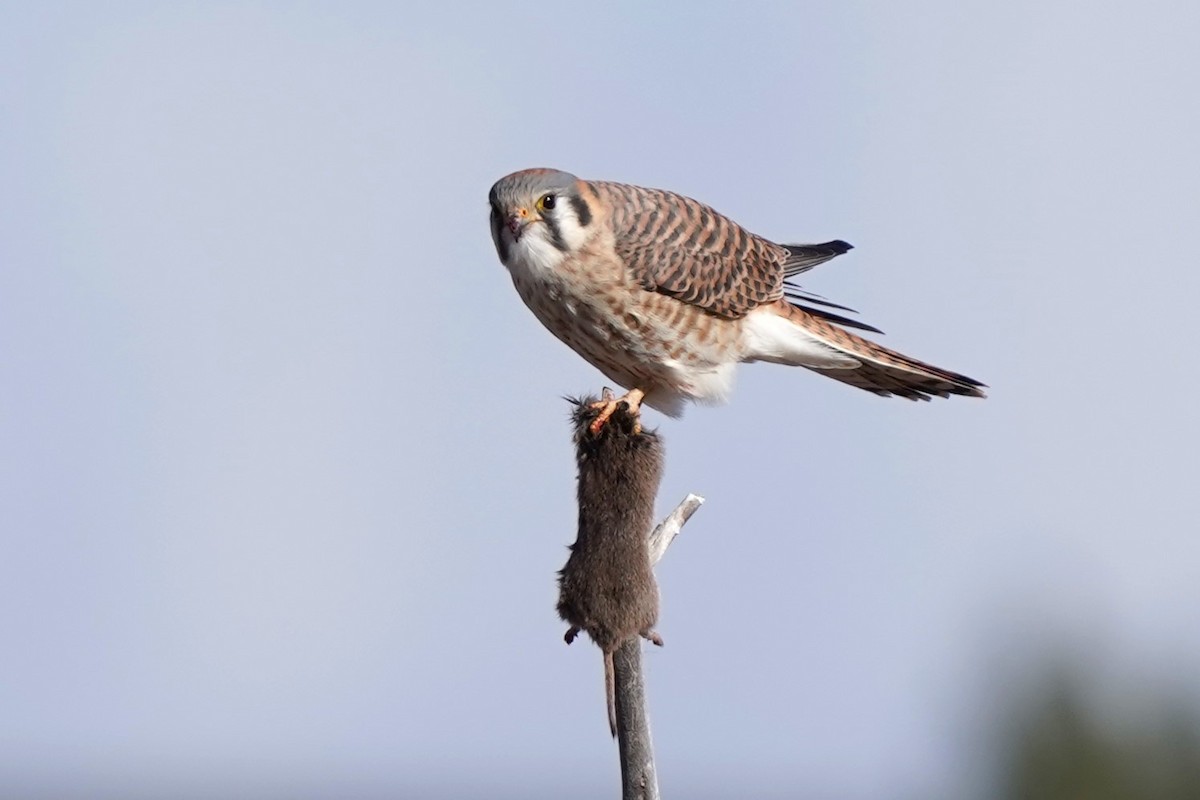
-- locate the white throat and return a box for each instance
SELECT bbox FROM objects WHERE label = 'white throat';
[504,227,570,282]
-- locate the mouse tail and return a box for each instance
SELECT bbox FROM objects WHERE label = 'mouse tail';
[604,650,617,737]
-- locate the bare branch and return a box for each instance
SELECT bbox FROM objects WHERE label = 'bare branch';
[615,493,704,800]
[614,638,659,800]
[648,493,705,565]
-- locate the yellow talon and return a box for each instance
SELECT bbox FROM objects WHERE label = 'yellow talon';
[588,388,645,436]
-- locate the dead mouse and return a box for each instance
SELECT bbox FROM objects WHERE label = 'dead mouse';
[557,391,664,736]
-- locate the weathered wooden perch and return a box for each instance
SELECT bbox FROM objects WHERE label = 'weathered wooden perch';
[557,394,704,800]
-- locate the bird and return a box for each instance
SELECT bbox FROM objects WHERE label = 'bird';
[488,168,985,425]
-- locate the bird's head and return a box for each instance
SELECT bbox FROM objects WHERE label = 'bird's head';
[488,168,593,272]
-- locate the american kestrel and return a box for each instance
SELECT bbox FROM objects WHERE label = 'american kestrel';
[488,168,985,420]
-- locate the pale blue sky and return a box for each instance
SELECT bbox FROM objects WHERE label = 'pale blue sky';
[2,2,1199,798]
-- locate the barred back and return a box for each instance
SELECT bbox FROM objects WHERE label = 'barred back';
[592,181,792,320]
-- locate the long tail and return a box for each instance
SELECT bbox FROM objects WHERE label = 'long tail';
[604,650,617,737]
[769,301,987,400]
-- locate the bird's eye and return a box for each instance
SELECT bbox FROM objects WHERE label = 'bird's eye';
[536,193,557,213]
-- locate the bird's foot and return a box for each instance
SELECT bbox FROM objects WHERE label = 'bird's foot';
[564,625,580,645]
[588,387,645,436]
[641,629,663,647]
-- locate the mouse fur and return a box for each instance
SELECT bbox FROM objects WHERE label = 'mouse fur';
[557,395,665,736]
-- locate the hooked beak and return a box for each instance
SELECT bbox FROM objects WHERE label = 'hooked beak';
[507,208,531,239]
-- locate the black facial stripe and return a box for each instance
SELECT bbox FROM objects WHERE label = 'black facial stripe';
[490,209,509,262]
[569,194,592,227]
[543,215,569,252]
